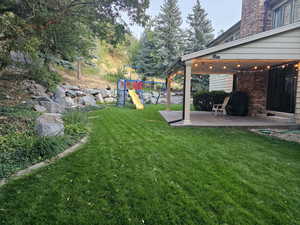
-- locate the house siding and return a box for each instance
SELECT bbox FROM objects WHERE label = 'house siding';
[208,29,300,60]
[209,75,233,93]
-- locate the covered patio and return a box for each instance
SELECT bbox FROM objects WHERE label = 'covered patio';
[164,22,300,127]
[160,111,298,128]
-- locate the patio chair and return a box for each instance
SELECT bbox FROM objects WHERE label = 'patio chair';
[212,96,230,116]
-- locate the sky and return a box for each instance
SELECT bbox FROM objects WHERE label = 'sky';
[128,0,243,39]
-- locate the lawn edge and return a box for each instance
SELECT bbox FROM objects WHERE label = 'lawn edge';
[0,136,88,188]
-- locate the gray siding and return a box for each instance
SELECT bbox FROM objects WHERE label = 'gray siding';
[209,75,233,93]
[201,28,300,60]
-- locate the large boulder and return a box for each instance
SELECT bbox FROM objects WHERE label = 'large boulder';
[95,93,104,104]
[65,97,77,108]
[33,105,47,113]
[21,80,48,97]
[53,86,67,106]
[79,95,97,106]
[104,97,115,104]
[35,113,64,137]
[85,89,100,96]
[39,100,65,113]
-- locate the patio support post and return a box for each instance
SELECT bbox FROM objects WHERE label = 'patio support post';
[296,62,300,124]
[183,60,192,124]
[166,77,171,111]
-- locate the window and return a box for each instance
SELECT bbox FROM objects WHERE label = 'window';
[272,0,293,28]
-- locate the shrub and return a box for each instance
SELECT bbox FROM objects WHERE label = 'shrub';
[193,91,229,111]
[104,68,126,83]
[63,110,88,137]
[0,106,90,178]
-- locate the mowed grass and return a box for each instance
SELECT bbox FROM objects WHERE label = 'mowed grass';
[1,105,300,225]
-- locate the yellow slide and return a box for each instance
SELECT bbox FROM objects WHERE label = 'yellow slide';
[128,90,144,110]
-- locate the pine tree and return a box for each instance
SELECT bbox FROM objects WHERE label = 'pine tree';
[186,0,214,53]
[155,0,184,73]
[136,30,162,78]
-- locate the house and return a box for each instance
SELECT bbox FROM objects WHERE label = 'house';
[164,0,300,126]
[208,21,241,93]
[209,0,300,94]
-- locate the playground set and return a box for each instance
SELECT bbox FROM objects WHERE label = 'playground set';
[117,79,166,110]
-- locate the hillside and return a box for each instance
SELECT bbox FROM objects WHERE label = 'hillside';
[58,40,139,89]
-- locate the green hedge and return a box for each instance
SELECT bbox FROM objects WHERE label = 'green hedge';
[193,91,229,111]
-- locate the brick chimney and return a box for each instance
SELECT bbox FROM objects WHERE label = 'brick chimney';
[240,0,272,38]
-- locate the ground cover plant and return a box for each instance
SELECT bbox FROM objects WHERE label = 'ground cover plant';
[0,105,300,225]
[0,105,89,178]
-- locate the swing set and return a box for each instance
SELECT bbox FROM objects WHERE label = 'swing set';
[117,79,166,108]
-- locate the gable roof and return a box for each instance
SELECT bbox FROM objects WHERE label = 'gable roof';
[207,21,241,47]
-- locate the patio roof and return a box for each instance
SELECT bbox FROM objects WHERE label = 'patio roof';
[167,22,300,76]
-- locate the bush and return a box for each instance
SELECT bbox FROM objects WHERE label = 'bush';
[193,91,229,111]
[0,135,72,178]
[0,106,90,178]
[104,68,126,83]
[63,110,88,137]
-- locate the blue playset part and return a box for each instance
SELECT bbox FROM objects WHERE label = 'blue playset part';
[117,79,166,107]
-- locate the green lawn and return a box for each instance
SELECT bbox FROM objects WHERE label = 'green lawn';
[1,105,300,225]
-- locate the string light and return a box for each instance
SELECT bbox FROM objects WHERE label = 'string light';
[195,64,198,67]
[223,66,227,69]
[267,65,271,69]
[237,64,241,68]
[209,66,213,70]
[254,66,258,70]
[281,65,286,69]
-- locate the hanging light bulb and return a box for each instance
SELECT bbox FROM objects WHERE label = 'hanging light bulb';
[267,65,271,69]
[294,64,298,68]
[195,63,198,67]
[281,65,286,69]
[209,65,213,70]
[254,66,258,70]
[237,64,241,68]
[223,66,227,69]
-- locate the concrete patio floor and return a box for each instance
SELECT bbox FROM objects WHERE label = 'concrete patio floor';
[159,111,299,129]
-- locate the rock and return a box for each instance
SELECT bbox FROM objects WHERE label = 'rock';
[158,98,167,104]
[75,90,86,97]
[35,113,64,137]
[104,97,115,103]
[95,93,104,103]
[33,96,52,102]
[65,97,77,108]
[21,80,48,97]
[151,91,159,98]
[79,95,97,106]
[99,89,112,98]
[65,90,77,98]
[53,86,67,105]
[33,105,47,112]
[151,97,158,104]
[40,100,65,113]
[85,89,100,96]
[62,85,80,91]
